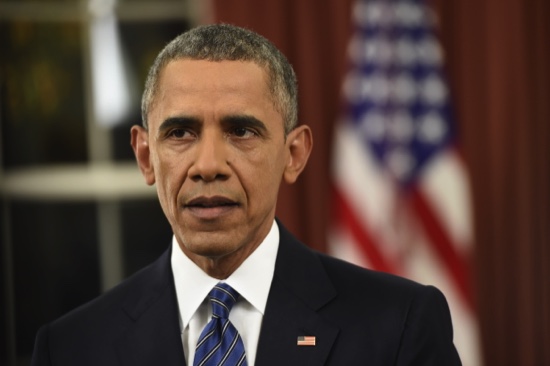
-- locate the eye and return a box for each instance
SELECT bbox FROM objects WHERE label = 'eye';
[168,128,192,139]
[231,127,257,139]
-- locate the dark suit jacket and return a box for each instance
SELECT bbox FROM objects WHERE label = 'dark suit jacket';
[32,223,461,365]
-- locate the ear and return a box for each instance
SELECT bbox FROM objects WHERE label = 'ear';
[283,125,313,184]
[130,125,155,186]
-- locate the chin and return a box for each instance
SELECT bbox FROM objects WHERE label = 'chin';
[181,236,239,258]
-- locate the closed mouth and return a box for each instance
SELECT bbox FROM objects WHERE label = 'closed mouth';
[184,196,239,208]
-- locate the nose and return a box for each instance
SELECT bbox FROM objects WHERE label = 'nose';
[188,130,231,182]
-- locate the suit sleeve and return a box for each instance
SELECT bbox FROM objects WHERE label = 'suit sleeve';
[31,325,53,366]
[394,285,462,366]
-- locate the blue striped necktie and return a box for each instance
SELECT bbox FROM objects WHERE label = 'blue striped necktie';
[193,283,248,366]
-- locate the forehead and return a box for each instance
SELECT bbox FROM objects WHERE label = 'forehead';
[148,59,282,130]
[158,59,269,97]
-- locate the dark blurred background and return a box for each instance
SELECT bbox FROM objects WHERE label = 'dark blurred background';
[1,0,548,365]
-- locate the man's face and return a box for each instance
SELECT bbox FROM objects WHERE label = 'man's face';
[131,59,310,276]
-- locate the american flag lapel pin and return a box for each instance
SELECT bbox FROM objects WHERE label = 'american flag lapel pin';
[297,336,316,346]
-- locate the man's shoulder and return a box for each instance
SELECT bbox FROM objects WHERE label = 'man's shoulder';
[47,248,171,335]
[315,251,444,312]
[31,248,183,365]
[277,221,434,306]
[313,251,456,351]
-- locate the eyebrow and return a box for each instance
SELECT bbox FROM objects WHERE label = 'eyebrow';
[221,115,268,135]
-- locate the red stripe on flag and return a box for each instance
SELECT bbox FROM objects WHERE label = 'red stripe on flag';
[332,184,398,274]
[409,187,474,310]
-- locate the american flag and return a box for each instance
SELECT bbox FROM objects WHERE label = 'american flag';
[297,336,316,346]
[329,0,481,364]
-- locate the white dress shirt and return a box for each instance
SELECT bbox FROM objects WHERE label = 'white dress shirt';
[171,220,279,366]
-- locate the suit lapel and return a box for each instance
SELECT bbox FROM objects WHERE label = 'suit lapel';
[116,249,186,366]
[256,223,340,366]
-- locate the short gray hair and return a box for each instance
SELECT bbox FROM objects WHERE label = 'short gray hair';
[141,24,298,134]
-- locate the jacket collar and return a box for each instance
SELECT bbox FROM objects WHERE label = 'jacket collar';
[255,222,340,366]
[116,248,186,366]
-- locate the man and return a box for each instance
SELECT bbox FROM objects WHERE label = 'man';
[32,24,461,365]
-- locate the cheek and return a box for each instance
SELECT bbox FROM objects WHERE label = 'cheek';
[154,152,188,202]
[240,150,286,198]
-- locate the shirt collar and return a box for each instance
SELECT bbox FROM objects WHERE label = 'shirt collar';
[171,220,279,329]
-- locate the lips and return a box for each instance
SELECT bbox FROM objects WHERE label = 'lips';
[185,196,238,208]
[183,196,239,220]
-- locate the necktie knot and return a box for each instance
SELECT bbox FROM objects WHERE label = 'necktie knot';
[209,282,240,319]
